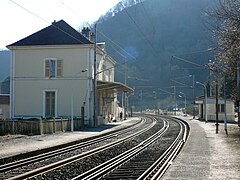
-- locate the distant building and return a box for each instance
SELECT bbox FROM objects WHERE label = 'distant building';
[0,76,10,94]
[195,96,235,123]
[0,94,10,120]
[7,20,133,126]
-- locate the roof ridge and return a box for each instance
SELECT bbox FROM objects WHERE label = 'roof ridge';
[7,20,93,47]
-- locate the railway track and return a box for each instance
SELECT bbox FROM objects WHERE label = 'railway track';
[1,116,158,179]
[1,115,189,179]
[73,115,189,180]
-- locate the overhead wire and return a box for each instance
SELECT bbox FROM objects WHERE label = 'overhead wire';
[9,0,135,66]
[117,0,159,58]
[9,0,150,88]
[57,0,138,65]
[55,1,136,76]
[58,0,82,18]
[97,30,136,60]
[57,0,143,82]
[9,0,90,45]
[171,55,206,68]
[9,0,50,24]
[139,0,157,40]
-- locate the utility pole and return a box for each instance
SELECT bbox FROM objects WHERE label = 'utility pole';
[216,81,219,134]
[174,86,176,115]
[223,75,228,135]
[124,58,127,120]
[140,90,143,113]
[192,74,196,119]
[237,60,240,127]
[93,23,97,127]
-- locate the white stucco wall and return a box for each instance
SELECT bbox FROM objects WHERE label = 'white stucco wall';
[11,45,91,119]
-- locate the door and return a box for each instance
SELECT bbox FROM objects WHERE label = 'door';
[45,91,56,118]
[200,104,204,119]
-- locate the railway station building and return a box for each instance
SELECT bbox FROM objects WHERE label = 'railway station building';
[195,96,235,123]
[7,20,133,128]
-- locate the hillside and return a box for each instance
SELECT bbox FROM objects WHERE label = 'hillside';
[0,50,10,81]
[96,0,216,109]
[0,50,10,94]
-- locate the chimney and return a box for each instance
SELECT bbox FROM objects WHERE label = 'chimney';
[90,32,96,42]
[81,27,91,39]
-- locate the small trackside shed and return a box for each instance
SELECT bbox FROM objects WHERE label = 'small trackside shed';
[195,96,235,123]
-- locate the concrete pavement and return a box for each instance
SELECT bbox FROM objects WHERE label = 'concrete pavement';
[163,116,240,180]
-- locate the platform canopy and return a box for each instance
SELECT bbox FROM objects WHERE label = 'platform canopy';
[97,80,134,92]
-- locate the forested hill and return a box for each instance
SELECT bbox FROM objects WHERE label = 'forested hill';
[97,0,215,90]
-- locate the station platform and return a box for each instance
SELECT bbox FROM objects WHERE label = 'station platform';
[0,117,140,159]
[163,116,240,180]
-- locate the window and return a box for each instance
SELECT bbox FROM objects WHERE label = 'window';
[218,104,225,113]
[45,91,56,117]
[45,59,62,78]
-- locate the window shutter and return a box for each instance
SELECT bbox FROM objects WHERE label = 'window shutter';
[57,59,63,77]
[45,60,50,77]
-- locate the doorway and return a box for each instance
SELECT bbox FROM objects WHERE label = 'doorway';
[45,91,56,118]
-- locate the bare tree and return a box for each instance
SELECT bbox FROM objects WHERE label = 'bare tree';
[208,0,240,99]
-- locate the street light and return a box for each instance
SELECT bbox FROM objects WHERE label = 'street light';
[179,92,187,116]
[196,81,208,123]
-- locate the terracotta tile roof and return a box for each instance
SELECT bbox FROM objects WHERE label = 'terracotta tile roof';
[7,20,93,47]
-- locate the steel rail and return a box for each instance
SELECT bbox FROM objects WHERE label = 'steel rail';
[72,117,168,180]
[73,115,189,180]
[152,119,189,179]
[0,118,145,173]
[7,117,156,180]
[138,116,189,179]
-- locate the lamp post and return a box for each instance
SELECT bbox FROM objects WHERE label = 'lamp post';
[196,81,207,123]
[208,61,220,134]
[179,92,187,116]
[190,74,196,119]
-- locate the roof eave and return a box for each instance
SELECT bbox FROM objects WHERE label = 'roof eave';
[6,44,93,50]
